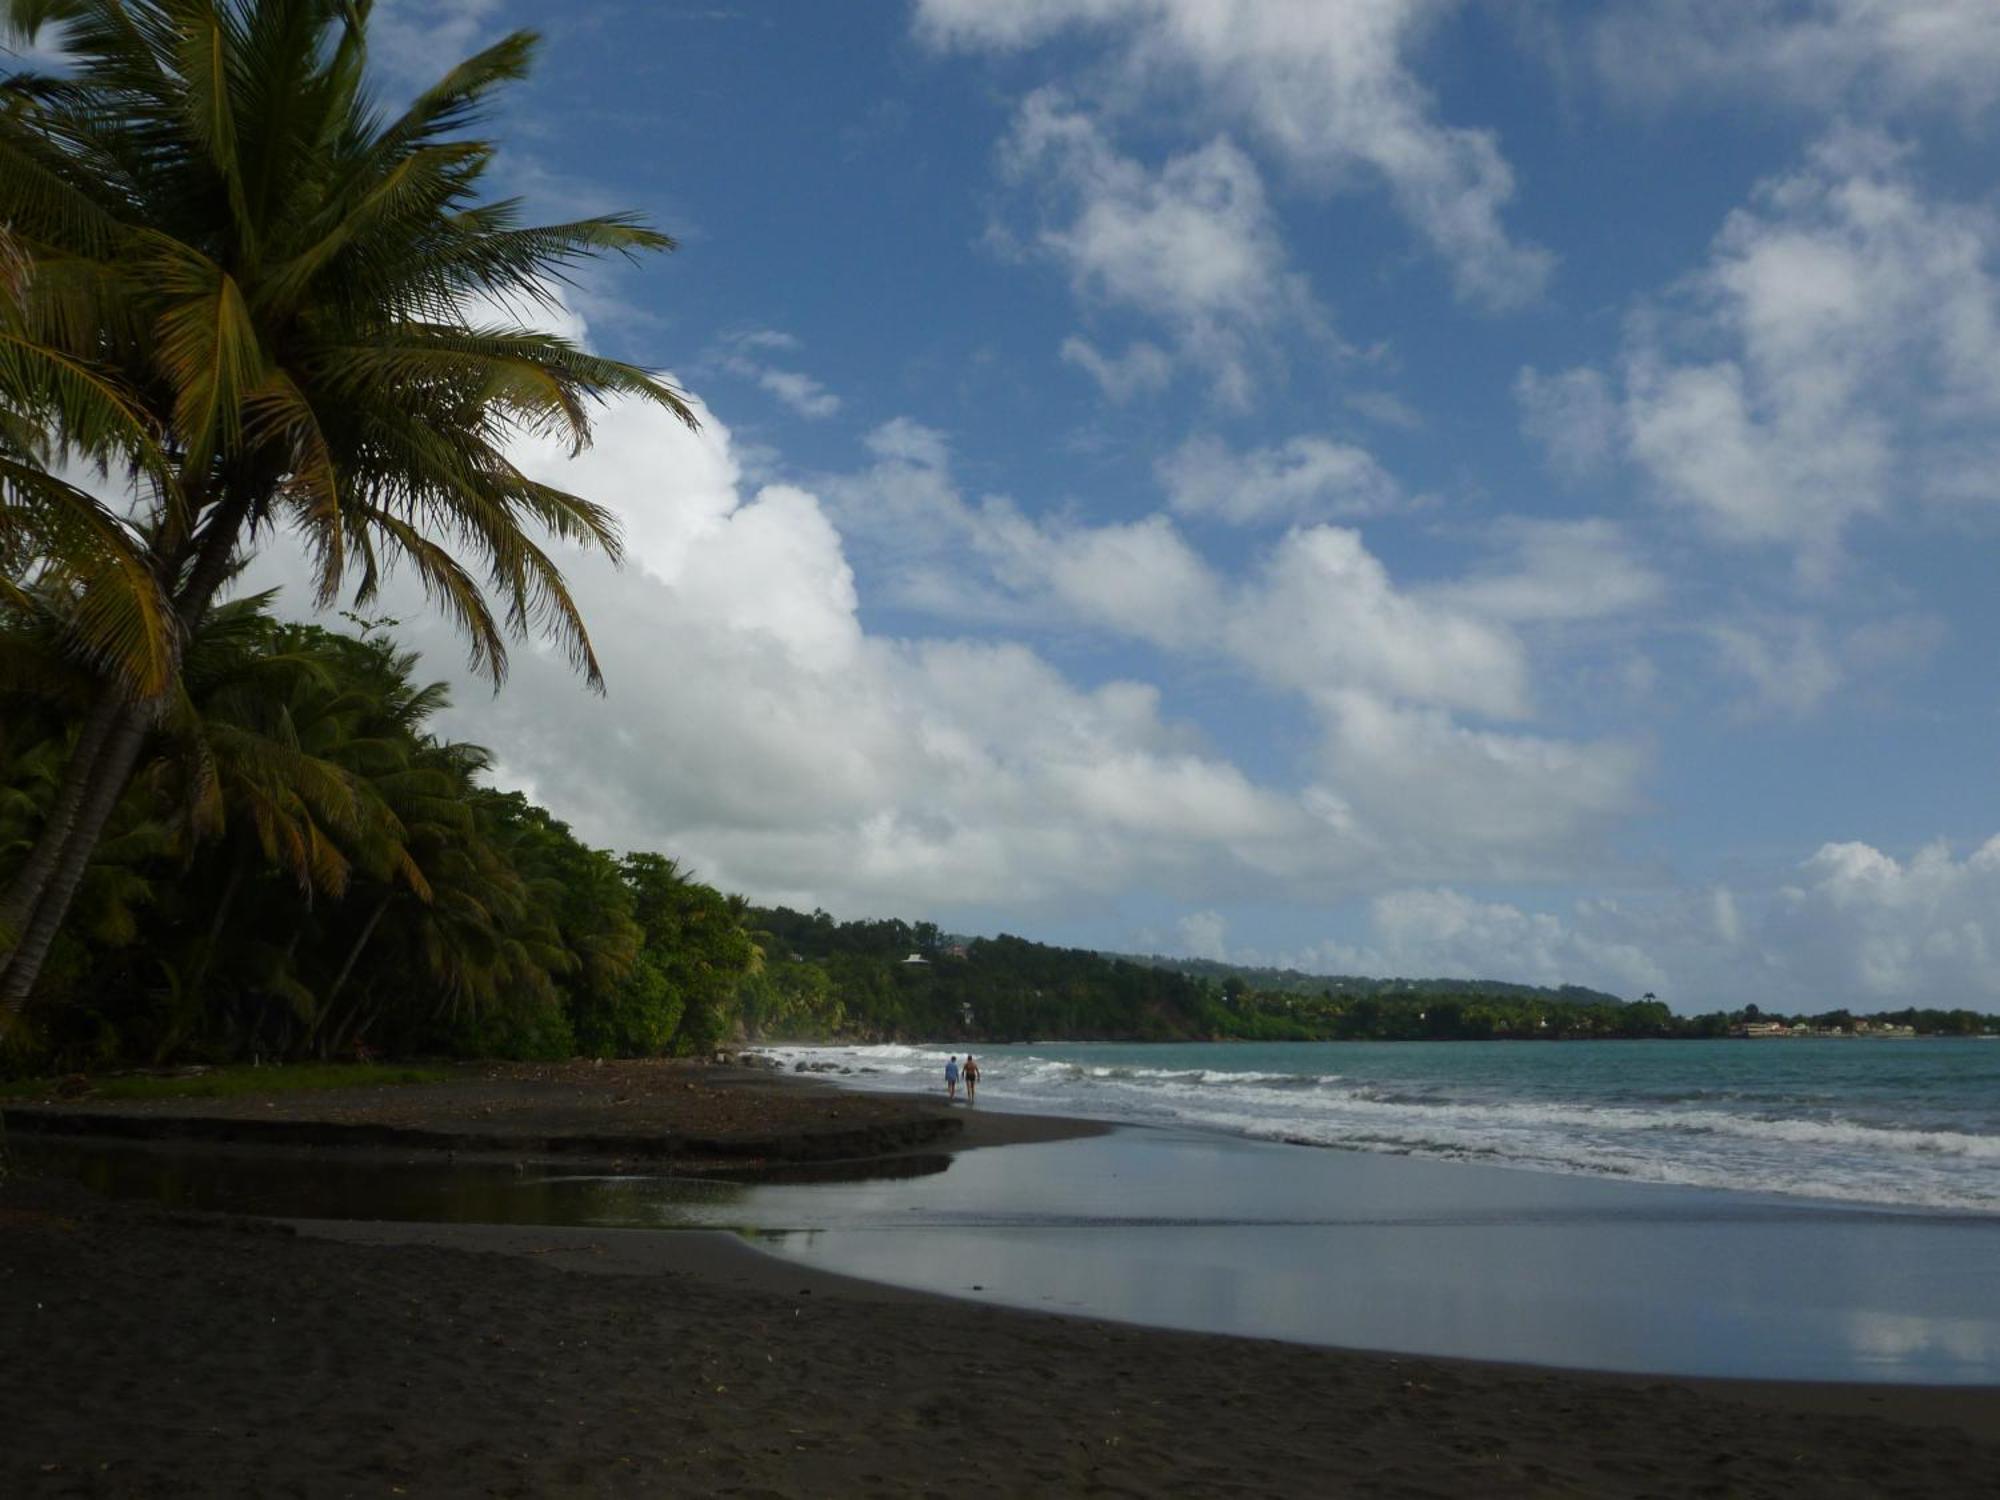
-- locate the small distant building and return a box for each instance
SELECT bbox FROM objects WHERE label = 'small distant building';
[1731,1020,1790,1038]
[901,952,930,965]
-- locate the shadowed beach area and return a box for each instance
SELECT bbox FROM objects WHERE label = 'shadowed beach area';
[0,1058,1103,1170]
[4,1062,1999,1497]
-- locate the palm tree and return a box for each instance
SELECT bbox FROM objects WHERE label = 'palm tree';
[1,222,179,741]
[146,602,425,1033]
[0,0,692,1013]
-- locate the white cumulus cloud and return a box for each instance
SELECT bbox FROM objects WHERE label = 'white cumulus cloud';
[239,362,1641,925]
[1300,887,1670,997]
[1591,0,2000,119]
[1704,609,1948,717]
[918,0,1552,307]
[1300,832,2000,1013]
[1002,94,1312,403]
[1599,131,2000,582]
[711,329,842,419]
[1233,529,1530,718]
[1058,336,1175,401]
[1424,519,1664,627]
[1515,366,1619,482]
[1176,909,1230,961]
[1157,434,1406,525]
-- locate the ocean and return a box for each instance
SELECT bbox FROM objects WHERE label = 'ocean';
[757,1037,2000,1215]
[23,1037,2000,1379]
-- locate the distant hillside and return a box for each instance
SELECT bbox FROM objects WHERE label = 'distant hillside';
[741,905,1666,1042]
[1108,954,1629,1008]
[743,907,1995,1042]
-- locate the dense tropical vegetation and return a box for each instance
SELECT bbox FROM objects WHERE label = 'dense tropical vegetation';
[0,0,690,1014]
[0,597,761,1067]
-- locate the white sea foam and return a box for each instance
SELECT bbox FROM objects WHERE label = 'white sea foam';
[753,1041,2000,1213]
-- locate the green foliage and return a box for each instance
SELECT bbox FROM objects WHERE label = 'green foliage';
[0,0,698,1013]
[577,950,682,1059]
[1125,954,1630,1010]
[623,854,755,1056]
[738,960,842,1038]
[0,0,694,691]
[0,603,762,1071]
[736,907,2000,1045]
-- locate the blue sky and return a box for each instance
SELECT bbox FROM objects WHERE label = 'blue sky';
[244,1,2000,1011]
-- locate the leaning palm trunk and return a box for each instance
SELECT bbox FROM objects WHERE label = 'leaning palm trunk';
[0,488,252,1010]
[314,888,395,1058]
[0,697,151,1010]
[151,831,257,1061]
[0,0,693,1013]
[0,688,125,950]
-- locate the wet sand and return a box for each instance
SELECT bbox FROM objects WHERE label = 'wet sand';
[6,1062,1998,1495]
[4,1174,1997,1498]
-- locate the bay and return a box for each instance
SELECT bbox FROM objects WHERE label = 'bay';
[762,1037,2000,1214]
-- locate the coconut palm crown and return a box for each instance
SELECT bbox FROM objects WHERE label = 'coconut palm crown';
[0,0,693,1012]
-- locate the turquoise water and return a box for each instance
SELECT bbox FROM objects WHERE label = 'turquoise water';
[764,1038,2000,1212]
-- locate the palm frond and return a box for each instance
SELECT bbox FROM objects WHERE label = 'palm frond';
[345,501,507,686]
[0,462,176,693]
[140,236,265,466]
[241,367,341,596]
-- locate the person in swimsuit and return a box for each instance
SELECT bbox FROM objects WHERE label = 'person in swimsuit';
[962,1055,979,1103]
[944,1055,960,1101]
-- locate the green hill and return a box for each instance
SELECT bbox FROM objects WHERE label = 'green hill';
[1109,955,1628,1008]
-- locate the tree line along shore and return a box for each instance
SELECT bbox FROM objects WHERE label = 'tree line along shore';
[2,605,1992,1080]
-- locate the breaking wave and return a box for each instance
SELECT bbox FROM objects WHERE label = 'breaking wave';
[758,1039,2000,1214]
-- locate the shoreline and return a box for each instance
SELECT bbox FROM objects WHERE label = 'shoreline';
[291,1215,2000,1442]
[754,1037,2000,1220]
[4,1172,1997,1497]
[17,1057,2000,1373]
[0,1056,1110,1175]
[8,1058,2000,1493]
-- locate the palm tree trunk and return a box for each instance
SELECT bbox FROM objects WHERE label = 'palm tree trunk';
[316,890,393,1057]
[271,929,305,1060]
[324,994,376,1061]
[157,836,254,1061]
[0,688,125,956]
[327,891,393,1012]
[0,699,152,1014]
[204,839,253,957]
[0,487,254,1015]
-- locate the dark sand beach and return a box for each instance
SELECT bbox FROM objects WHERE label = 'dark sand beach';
[1,1058,1103,1168]
[5,1063,1998,1497]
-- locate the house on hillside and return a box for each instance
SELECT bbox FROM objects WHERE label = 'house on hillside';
[1731,1020,1790,1038]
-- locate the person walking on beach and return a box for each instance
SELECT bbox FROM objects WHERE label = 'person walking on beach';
[962,1055,980,1104]
[944,1055,960,1101]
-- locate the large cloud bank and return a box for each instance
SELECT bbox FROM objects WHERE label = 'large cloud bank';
[248,347,1646,920]
[1294,838,2000,1013]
